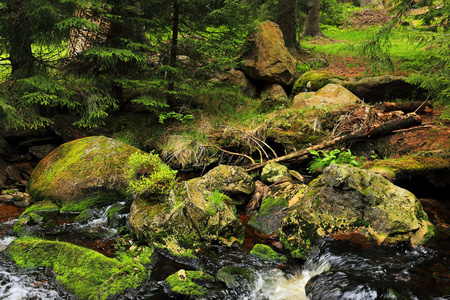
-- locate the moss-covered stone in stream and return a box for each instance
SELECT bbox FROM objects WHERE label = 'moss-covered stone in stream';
[8,237,147,300]
[129,179,245,253]
[28,136,142,213]
[250,244,287,261]
[22,200,60,215]
[165,270,215,299]
[216,266,257,289]
[279,164,435,258]
[248,182,306,236]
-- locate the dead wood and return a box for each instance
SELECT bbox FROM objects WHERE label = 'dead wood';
[375,101,433,114]
[245,113,422,172]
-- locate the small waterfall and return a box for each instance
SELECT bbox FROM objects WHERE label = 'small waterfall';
[242,254,331,300]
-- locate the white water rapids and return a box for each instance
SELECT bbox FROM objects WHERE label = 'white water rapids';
[242,253,332,300]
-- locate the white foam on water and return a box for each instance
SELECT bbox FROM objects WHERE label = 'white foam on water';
[242,253,332,300]
[0,237,16,252]
[0,270,62,300]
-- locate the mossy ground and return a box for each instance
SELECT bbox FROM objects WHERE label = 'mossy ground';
[8,237,147,300]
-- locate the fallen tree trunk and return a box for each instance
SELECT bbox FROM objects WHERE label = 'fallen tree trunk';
[375,101,432,113]
[245,113,422,172]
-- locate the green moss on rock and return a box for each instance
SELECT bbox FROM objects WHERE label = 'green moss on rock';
[292,71,332,94]
[250,244,287,261]
[8,237,147,300]
[166,270,215,298]
[22,200,60,216]
[28,136,143,213]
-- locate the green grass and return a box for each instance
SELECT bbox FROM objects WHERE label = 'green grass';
[302,25,426,70]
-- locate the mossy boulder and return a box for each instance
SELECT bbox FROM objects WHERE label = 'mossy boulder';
[248,181,306,235]
[250,244,287,261]
[8,237,147,300]
[28,136,143,213]
[165,269,215,299]
[280,164,434,258]
[216,266,257,289]
[129,179,245,253]
[241,21,297,86]
[292,71,333,94]
[190,164,255,205]
[261,162,292,183]
[293,84,364,109]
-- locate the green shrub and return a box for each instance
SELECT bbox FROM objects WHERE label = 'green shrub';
[124,152,177,196]
[307,149,360,173]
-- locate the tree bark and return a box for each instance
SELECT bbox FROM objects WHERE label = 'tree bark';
[167,0,179,107]
[277,0,299,49]
[246,113,422,172]
[302,0,325,38]
[8,2,35,79]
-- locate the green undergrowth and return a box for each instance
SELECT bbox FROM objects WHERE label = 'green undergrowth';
[8,237,148,300]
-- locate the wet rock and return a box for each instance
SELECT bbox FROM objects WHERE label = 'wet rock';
[216,266,257,289]
[241,21,297,86]
[280,164,434,258]
[261,162,292,183]
[27,136,143,213]
[249,181,306,236]
[129,180,245,252]
[293,84,364,110]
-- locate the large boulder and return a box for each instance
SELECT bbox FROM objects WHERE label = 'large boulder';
[129,179,245,253]
[248,181,306,236]
[280,164,434,258]
[293,84,364,109]
[241,21,297,86]
[189,165,255,205]
[27,136,142,213]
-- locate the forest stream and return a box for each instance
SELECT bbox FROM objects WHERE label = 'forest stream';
[0,191,449,300]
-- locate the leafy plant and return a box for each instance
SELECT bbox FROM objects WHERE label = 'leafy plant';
[307,148,360,173]
[205,189,227,216]
[124,152,177,196]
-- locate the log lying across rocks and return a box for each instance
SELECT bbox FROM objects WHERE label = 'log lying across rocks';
[245,113,422,172]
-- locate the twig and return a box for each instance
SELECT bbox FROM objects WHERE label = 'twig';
[413,97,430,114]
[202,144,255,164]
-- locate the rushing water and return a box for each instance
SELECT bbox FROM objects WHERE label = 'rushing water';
[1,200,449,299]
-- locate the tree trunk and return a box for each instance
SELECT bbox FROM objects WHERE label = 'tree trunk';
[302,0,325,38]
[167,0,180,107]
[8,3,35,79]
[277,0,299,49]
